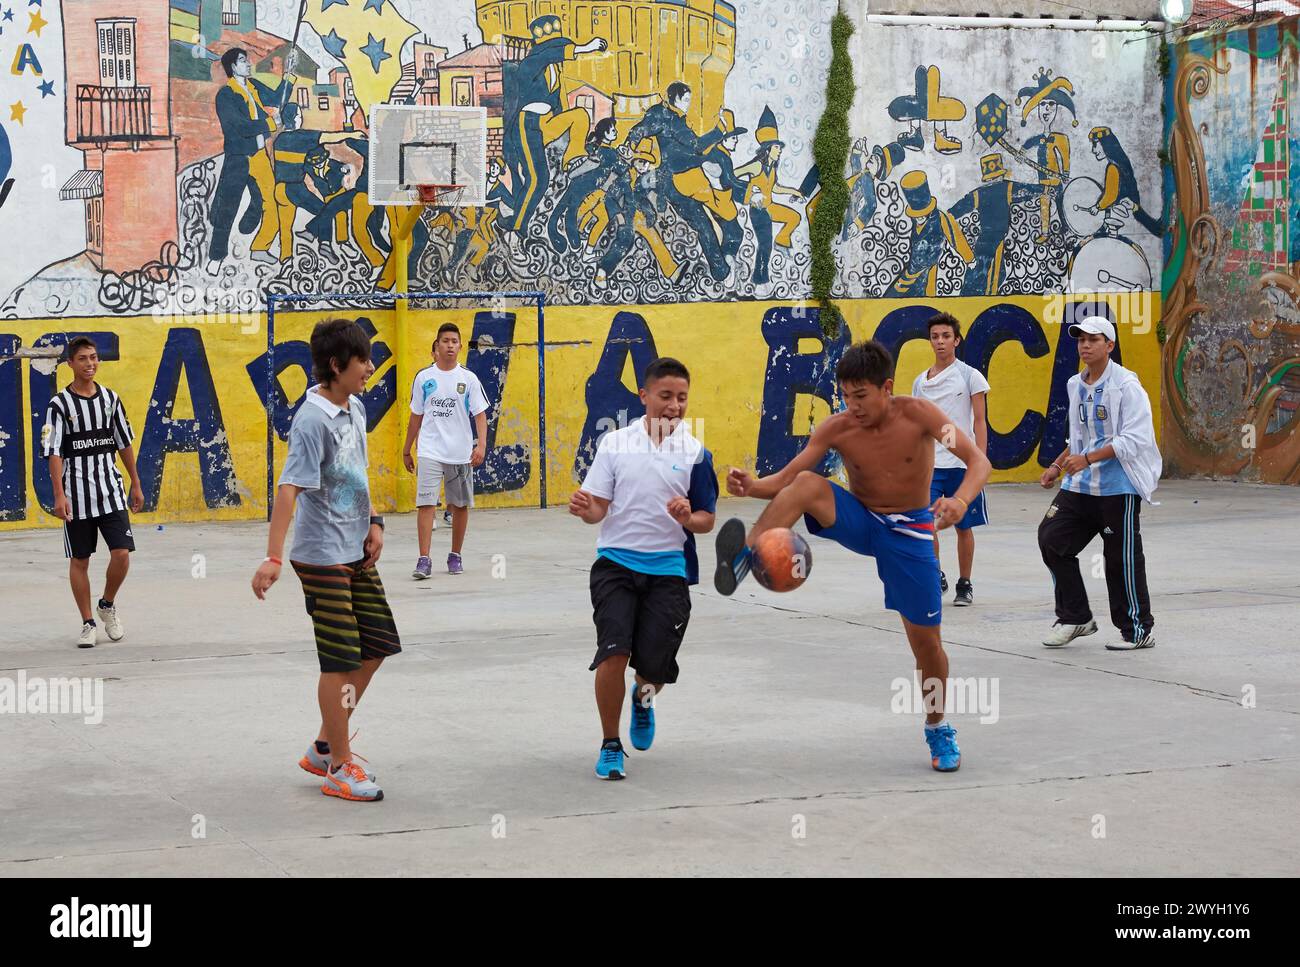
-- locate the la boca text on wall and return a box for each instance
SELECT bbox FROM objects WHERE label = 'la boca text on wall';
[0,293,1161,528]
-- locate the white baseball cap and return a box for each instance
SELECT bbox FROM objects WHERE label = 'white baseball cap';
[1067,317,1117,341]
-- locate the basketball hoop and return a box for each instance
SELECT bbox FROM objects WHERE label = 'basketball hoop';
[414,183,466,206]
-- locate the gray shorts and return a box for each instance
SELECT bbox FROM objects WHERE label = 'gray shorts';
[416,457,474,508]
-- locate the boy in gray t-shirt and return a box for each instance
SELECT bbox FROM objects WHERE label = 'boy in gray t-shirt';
[252,318,399,804]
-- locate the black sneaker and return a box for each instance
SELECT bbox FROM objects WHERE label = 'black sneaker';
[939,570,948,593]
[954,578,973,607]
[713,518,751,596]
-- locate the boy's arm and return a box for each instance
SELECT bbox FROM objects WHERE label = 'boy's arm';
[471,410,488,466]
[362,500,384,568]
[403,412,422,472]
[572,438,615,523]
[570,490,610,523]
[117,446,144,512]
[730,418,835,500]
[971,392,988,454]
[48,455,70,521]
[252,483,302,599]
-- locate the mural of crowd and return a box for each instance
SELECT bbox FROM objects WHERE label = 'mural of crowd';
[0,2,1160,316]
[836,61,1161,301]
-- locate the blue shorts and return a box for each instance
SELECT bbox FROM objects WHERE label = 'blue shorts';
[804,483,943,626]
[929,467,988,530]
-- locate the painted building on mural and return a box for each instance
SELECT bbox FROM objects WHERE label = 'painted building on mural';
[0,1,1180,530]
[60,1,179,272]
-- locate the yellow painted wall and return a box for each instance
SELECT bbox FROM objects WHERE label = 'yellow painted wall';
[0,293,1160,530]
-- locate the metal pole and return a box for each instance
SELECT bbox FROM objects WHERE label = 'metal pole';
[265,295,276,521]
[536,293,547,510]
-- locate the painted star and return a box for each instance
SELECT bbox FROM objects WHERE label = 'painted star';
[3,10,14,23]
[26,7,45,35]
[359,33,390,73]
[10,100,26,124]
[320,0,349,12]
[38,78,54,98]
[363,0,386,12]
[321,27,347,58]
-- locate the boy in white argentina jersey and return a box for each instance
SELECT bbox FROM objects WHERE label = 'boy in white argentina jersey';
[1037,316,1162,651]
[911,312,989,607]
[402,323,489,578]
[569,357,718,781]
[41,336,144,648]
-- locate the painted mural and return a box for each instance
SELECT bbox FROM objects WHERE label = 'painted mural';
[0,5,1175,527]
[841,21,1164,302]
[0,0,836,314]
[1164,17,1300,483]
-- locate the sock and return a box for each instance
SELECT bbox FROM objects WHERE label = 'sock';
[98,598,113,610]
[602,737,621,748]
[314,740,330,755]
[734,545,752,582]
[83,618,96,627]
[925,719,948,732]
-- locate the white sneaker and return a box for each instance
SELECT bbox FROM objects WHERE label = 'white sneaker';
[97,603,124,641]
[1042,619,1097,648]
[77,622,96,649]
[1106,632,1156,651]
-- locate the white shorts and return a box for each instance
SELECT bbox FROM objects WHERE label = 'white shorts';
[416,457,474,508]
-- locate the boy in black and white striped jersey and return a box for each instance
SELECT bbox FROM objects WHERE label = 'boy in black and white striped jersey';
[41,336,144,648]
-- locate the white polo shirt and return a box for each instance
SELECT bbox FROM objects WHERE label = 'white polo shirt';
[580,418,718,583]
[911,358,990,469]
[410,363,489,464]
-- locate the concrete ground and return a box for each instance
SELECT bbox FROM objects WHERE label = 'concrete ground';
[1,480,1296,877]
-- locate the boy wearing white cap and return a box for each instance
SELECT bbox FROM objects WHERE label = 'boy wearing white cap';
[1037,315,1161,650]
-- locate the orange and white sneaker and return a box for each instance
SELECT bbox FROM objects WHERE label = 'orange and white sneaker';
[322,760,383,802]
[299,735,375,780]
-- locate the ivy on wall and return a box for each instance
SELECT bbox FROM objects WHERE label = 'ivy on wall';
[810,8,854,338]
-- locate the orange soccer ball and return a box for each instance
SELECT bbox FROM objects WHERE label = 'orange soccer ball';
[751,528,813,592]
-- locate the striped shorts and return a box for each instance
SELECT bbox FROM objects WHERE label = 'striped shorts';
[291,561,402,673]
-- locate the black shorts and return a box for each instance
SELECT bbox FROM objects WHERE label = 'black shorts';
[588,556,691,684]
[64,509,135,560]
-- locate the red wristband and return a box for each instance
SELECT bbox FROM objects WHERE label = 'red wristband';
[264,556,282,566]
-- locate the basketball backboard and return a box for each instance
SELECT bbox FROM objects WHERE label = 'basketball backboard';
[369,105,487,206]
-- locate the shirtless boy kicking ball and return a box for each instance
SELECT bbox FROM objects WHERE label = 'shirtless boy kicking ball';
[715,340,991,771]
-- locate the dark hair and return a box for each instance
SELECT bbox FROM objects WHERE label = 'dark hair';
[642,356,690,387]
[220,47,247,78]
[435,323,461,346]
[926,311,962,341]
[586,117,617,152]
[65,336,97,362]
[310,318,371,385]
[666,82,690,108]
[836,340,894,388]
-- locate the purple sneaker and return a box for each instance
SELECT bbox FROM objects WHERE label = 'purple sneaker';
[412,556,432,580]
[447,552,463,575]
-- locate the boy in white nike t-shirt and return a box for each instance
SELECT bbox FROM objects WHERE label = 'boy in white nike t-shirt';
[911,312,989,607]
[402,323,489,577]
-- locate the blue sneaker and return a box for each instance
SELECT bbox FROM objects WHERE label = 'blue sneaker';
[925,723,961,772]
[595,739,626,780]
[629,684,655,750]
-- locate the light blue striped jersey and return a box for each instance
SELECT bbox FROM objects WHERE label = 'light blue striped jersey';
[1062,363,1139,498]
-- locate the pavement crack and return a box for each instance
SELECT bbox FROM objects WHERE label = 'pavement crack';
[710,594,1299,715]
[539,754,1296,821]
